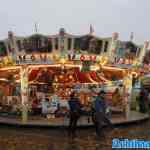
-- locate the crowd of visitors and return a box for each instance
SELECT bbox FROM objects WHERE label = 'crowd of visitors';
[67,90,114,138]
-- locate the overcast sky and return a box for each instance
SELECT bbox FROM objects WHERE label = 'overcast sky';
[0,0,149,44]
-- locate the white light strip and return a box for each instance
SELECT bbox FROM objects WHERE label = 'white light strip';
[28,64,82,69]
[90,65,99,71]
[102,66,126,71]
[28,64,61,69]
[0,64,126,73]
[52,82,100,85]
[0,66,21,71]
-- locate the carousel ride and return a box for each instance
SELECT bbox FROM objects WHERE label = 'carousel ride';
[0,51,135,115]
[0,30,149,122]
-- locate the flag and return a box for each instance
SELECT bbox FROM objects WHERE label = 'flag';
[34,22,38,33]
[130,32,134,41]
[90,25,94,35]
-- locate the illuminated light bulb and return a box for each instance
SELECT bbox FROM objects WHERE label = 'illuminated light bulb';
[60,75,63,79]
[69,75,73,79]
[60,58,66,64]
[55,78,58,82]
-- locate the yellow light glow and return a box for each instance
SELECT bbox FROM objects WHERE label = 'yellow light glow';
[101,60,107,66]
[69,75,73,79]
[60,58,66,64]
[131,71,138,78]
[90,65,99,71]
[60,75,63,79]
[0,78,8,82]
[99,56,108,66]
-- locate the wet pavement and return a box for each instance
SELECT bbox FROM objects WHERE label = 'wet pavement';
[0,120,150,150]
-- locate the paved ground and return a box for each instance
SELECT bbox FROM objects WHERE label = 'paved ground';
[0,119,150,150]
[0,111,149,150]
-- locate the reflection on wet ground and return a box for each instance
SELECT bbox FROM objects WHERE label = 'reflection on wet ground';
[0,120,150,150]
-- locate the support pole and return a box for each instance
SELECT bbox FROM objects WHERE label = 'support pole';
[123,70,132,118]
[20,65,29,124]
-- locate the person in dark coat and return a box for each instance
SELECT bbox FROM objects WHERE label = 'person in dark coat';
[92,90,113,137]
[138,87,148,113]
[68,92,82,138]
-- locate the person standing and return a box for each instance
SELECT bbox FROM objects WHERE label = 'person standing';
[92,90,113,137]
[138,87,148,113]
[148,92,150,112]
[68,92,82,138]
[41,98,50,117]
